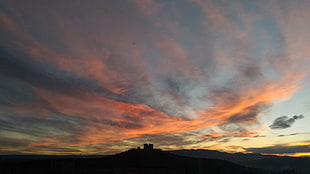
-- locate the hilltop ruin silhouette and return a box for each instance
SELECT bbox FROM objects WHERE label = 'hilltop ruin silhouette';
[128,143,160,152]
[143,143,153,150]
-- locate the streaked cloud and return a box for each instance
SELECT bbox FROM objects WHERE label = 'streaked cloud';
[0,0,309,154]
[246,141,310,155]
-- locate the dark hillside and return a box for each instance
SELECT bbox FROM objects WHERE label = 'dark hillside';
[0,149,268,174]
[170,149,310,174]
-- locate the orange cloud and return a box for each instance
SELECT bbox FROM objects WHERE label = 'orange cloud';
[1,0,310,155]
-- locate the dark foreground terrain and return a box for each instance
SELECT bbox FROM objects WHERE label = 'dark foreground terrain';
[0,149,267,174]
[170,149,310,174]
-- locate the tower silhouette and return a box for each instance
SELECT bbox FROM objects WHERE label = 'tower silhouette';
[143,143,154,150]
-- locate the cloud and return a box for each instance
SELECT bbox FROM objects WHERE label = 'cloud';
[269,115,304,129]
[246,142,310,154]
[277,133,299,137]
[227,103,269,123]
[0,0,309,154]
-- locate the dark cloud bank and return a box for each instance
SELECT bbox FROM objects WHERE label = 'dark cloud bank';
[246,143,310,154]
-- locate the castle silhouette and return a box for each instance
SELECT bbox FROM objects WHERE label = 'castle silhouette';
[129,144,159,151]
[143,143,153,150]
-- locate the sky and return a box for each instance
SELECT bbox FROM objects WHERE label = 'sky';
[0,0,310,157]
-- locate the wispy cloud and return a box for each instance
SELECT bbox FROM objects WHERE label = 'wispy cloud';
[245,141,310,155]
[0,0,309,154]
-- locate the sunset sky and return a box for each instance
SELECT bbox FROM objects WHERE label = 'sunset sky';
[0,0,310,157]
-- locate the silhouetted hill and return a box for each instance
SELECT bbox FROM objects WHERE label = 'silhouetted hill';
[0,149,267,174]
[240,157,310,174]
[169,149,280,162]
[169,149,310,174]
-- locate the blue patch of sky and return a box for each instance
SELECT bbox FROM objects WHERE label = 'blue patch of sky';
[260,87,310,134]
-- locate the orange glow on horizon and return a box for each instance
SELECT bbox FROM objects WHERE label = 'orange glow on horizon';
[289,142,310,146]
[267,152,310,157]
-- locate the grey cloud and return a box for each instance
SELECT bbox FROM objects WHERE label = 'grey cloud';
[209,87,241,108]
[202,132,231,143]
[277,132,310,137]
[0,137,30,148]
[246,144,310,154]
[277,133,299,137]
[92,119,144,129]
[0,48,119,99]
[0,0,304,155]
[242,63,262,80]
[28,146,83,153]
[0,110,85,144]
[218,123,246,133]
[228,102,270,123]
[269,115,304,129]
